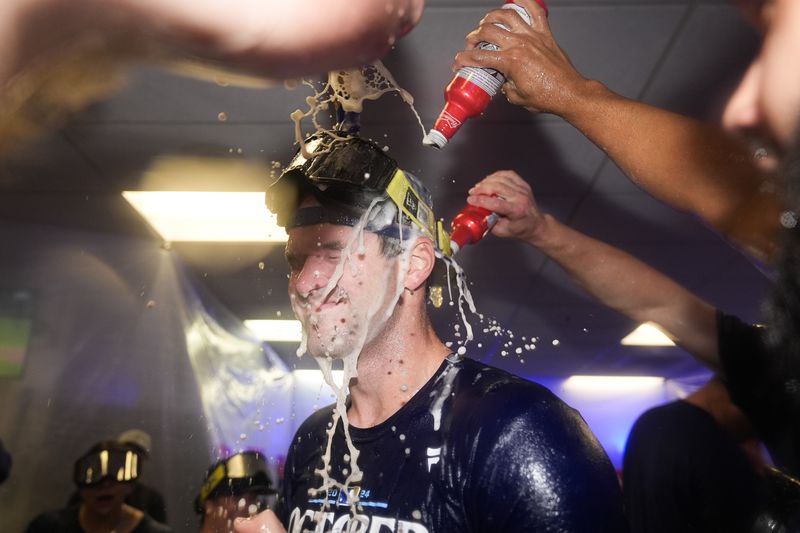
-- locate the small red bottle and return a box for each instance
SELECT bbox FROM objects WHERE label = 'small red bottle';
[424,0,548,149]
[450,205,499,254]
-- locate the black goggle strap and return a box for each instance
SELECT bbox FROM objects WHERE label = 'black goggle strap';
[385,170,453,256]
[75,450,139,486]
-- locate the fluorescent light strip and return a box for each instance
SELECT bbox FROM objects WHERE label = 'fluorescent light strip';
[563,375,664,394]
[620,322,675,346]
[244,319,302,342]
[122,191,287,242]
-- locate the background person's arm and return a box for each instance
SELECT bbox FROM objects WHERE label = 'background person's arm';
[454,0,781,262]
[469,170,721,369]
[0,0,425,88]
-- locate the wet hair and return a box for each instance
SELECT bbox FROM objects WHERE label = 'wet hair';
[764,128,800,389]
[378,235,404,258]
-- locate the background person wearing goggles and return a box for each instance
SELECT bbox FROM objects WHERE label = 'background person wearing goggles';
[196,451,277,533]
[237,134,628,533]
[25,440,171,533]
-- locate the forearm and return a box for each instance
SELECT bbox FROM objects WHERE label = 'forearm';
[118,0,424,77]
[562,80,782,262]
[0,0,424,88]
[528,214,720,367]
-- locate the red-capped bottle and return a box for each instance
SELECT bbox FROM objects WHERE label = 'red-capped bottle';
[450,205,498,254]
[424,0,548,149]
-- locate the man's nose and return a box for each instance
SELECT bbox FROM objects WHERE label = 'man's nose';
[293,257,332,298]
[722,59,763,135]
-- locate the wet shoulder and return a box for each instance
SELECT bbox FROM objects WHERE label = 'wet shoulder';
[450,357,571,419]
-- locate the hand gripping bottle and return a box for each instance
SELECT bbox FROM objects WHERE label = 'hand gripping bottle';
[449,204,498,255]
[423,0,548,150]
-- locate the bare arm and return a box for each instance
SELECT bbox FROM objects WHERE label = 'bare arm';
[454,0,782,263]
[235,510,286,533]
[0,0,425,86]
[469,170,721,369]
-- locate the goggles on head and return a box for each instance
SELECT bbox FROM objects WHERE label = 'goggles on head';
[195,451,275,513]
[73,446,140,487]
[266,132,453,256]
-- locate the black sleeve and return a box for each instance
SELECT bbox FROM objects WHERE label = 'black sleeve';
[717,311,781,445]
[462,385,628,532]
[24,513,61,533]
[623,403,763,533]
[0,439,10,485]
[717,310,800,476]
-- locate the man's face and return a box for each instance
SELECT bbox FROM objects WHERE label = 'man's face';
[724,0,800,154]
[285,222,402,359]
[80,479,133,516]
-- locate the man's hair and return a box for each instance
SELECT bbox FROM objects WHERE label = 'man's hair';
[378,235,404,258]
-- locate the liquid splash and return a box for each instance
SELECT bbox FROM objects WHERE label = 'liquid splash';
[290,62,426,159]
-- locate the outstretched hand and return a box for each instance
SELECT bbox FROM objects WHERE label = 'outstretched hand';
[467,170,548,244]
[234,510,287,533]
[452,0,587,116]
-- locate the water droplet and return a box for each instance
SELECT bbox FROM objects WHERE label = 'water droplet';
[781,210,798,229]
[258,261,265,270]
[552,339,560,346]
[239,433,247,440]
[217,112,228,122]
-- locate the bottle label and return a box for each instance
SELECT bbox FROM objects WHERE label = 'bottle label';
[458,4,531,96]
[456,67,503,97]
[438,110,462,129]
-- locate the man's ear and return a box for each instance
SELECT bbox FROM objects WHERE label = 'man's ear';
[405,237,436,292]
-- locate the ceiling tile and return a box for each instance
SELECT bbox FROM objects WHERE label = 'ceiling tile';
[76,66,317,124]
[0,133,105,192]
[568,191,724,244]
[642,4,760,118]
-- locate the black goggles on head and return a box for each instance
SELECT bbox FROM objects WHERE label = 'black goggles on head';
[73,448,140,487]
[266,132,453,255]
[195,451,275,513]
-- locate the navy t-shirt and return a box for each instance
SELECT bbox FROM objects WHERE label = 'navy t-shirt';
[276,354,627,532]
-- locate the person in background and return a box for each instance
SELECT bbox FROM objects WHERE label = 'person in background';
[624,377,769,532]
[468,170,800,506]
[117,429,168,525]
[66,429,168,524]
[0,438,11,485]
[196,451,277,533]
[452,0,782,264]
[455,0,800,478]
[26,440,171,533]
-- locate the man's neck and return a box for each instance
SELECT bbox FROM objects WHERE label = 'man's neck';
[346,306,449,428]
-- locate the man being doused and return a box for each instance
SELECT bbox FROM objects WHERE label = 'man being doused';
[239,132,628,533]
[196,451,277,533]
